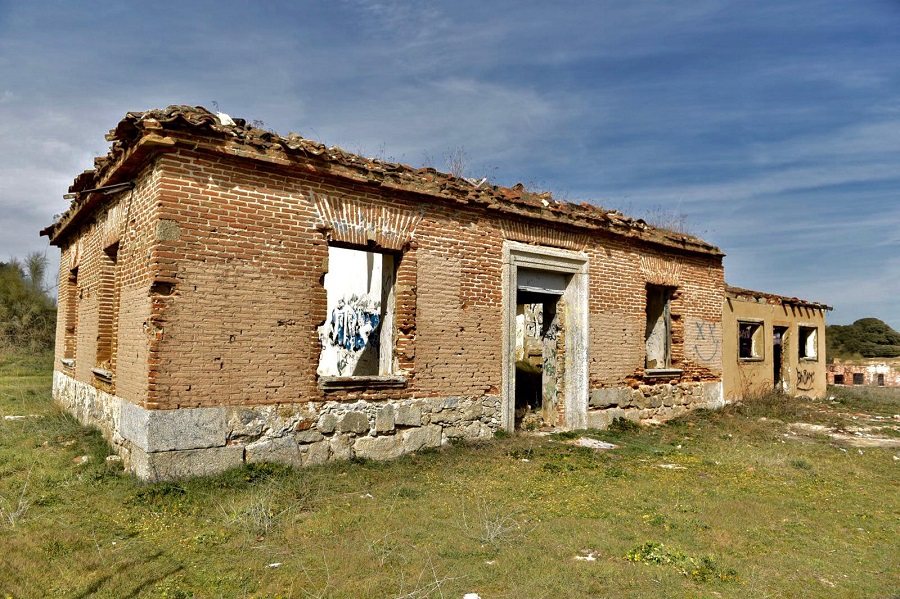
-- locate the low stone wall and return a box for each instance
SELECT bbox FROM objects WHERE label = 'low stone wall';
[53,370,128,452]
[52,370,501,480]
[587,381,724,427]
[53,371,722,480]
[232,395,500,469]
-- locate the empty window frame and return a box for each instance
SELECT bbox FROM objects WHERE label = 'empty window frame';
[877,373,885,386]
[833,374,845,385]
[798,325,818,360]
[738,321,764,360]
[852,372,864,385]
[318,246,395,377]
[645,285,672,370]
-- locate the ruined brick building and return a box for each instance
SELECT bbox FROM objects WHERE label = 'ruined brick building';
[722,286,832,400]
[827,361,900,387]
[43,105,736,479]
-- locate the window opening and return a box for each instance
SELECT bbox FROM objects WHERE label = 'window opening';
[833,374,844,385]
[318,246,395,377]
[798,326,818,360]
[852,373,864,385]
[645,285,672,370]
[738,321,763,359]
[877,373,885,386]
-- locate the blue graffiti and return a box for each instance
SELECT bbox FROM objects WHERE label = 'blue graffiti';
[328,296,381,352]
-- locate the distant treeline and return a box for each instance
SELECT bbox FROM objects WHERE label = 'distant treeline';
[827,318,900,359]
[0,253,57,352]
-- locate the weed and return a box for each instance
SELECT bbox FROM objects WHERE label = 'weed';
[462,498,531,547]
[642,512,674,530]
[394,486,423,500]
[0,467,32,527]
[220,483,292,538]
[789,458,813,471]
[610,417,641,432]
[126,483,187,507]
[604,465,627,478]
[625,541,739,583]
[729,390,813,421]
[506,447,534,460]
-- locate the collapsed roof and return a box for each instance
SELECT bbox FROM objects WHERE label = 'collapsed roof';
[725,285,833,311]
[42,105,723,257]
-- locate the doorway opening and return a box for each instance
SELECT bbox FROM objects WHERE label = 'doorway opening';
[773,325,788,391]
[502,242,589,432]
[514,291,565,430]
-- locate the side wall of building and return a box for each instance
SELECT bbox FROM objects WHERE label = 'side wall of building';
[827,362,900,387]
[722,297,828,400]
[51,163,162,452]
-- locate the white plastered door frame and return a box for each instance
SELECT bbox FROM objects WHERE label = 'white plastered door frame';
[501,241,589,431]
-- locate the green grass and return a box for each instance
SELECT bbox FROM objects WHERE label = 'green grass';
[1,349,898,598]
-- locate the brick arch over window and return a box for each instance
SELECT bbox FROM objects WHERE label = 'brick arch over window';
[307,191,424,251]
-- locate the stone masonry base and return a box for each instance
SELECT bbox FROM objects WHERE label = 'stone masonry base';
[52,371,723,481]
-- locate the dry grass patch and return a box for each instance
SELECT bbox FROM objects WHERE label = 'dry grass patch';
[1,350,898,598]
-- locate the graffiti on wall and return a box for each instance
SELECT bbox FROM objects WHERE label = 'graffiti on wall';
[322,294,382,375]
[797,368,815,391]
[318,246,387,377]
[328,295,381,352]
[692,321,721,363]
[523,303,543,340]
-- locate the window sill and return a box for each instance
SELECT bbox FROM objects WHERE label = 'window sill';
[60,358,75,370]
[91,367,113,383]
[644,368,683,379]
[739,357,764,362]
[799,357,819,363]
[318,375,407,392]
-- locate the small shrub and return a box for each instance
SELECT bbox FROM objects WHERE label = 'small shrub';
[462,498,531,547]
[789,458,813,471]
[604,465,627,478]
[610,417,640,432]
[729,390,813,421]
[0,482,31,527]
[625,541,739,583]
[125,483,187,508]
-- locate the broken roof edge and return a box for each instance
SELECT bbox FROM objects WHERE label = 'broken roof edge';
[41,105,724,257]
[725,284,833,311]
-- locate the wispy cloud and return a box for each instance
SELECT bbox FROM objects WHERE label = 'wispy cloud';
[1,0,898,328]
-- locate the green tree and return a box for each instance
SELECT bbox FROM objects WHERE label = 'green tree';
[0,253,57,351]
[827,318,900,360]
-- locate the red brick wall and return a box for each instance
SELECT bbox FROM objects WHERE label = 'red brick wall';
[828,363,900,387]
[130,148,723,410]
[54,145,724,412]
[53,165,161,405]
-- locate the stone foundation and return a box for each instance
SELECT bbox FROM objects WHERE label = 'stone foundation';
[587,381,724,427]
[53,371,723,480]
[52,370,501,480]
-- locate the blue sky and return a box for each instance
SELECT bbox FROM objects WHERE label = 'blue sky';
[1,1,898,329]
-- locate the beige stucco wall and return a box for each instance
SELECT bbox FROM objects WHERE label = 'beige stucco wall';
[722,295,828,400]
